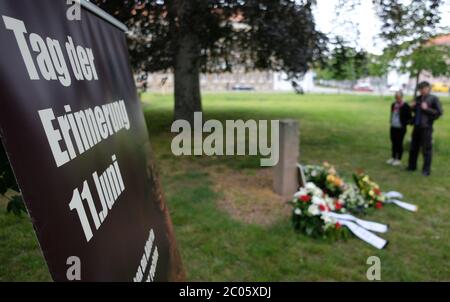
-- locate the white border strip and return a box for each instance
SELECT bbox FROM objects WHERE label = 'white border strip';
[80,0,128,32]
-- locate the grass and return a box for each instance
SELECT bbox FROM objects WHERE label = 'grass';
[1,92,449,281]
[0,194,51,281]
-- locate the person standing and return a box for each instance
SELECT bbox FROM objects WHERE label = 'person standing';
[408,81,443,176]
[387,91,411,166]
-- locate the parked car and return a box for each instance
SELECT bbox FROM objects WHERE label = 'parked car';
[432,82,450,93]
[232,84,255,91]
[353,83,374,92]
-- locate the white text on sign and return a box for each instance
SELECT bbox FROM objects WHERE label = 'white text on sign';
[38,100,130,167]
[2,16,98,87]
[69,155,125,242]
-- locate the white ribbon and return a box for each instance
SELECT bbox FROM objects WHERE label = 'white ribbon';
[337,220,389,250]
[384,199,418,212]
[384,191,418,212]
[384,191,404,200]
[323,212,389,234]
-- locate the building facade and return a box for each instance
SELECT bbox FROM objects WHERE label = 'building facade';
[138,70,316,93]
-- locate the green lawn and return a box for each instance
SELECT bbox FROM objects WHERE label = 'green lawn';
[1,92,449,281]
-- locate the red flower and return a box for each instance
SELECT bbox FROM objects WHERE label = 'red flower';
[334,200,343,211]
[375,202,383,209]
[300,195,311,203]
[335,222,342,230]
[319,204,329,212]
[374,188,381,196]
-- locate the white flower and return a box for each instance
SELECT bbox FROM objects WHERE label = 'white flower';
[294,208,302,216]
[312,196,323,205]
[327,201,336,211]
[294,188,307,198]
[322,215,332,224]
[308,204,320,216]
[314,188,323,196]
[321,214,338,228]
[305,182,317,191]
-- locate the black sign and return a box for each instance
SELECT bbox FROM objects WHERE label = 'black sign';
[0,0,183,281]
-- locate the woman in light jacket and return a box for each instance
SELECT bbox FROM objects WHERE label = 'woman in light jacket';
[387,91,411,166]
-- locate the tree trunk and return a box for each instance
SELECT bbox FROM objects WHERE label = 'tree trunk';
[173,33,202,124]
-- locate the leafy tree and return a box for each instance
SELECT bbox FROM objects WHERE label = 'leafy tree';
[367,53,391,79]
[367,52,392,95]
[402,44,450,95]
[93,0,326,123]
[372,0,449,95]
[315,37,368,86]
[373,0,443,48]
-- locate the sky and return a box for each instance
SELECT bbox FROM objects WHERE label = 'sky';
[313,0,450,55]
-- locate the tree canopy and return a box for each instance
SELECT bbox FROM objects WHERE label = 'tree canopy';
[372,0,449,94]
[315,0,449,93]
[373,0,444,48]
[315,37,369,83]
[93,0,327,121]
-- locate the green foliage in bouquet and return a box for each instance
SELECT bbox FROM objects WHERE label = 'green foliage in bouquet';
[339,185,369,215]
[292,213,349,240]
[303,162,386,214]
[290,182,349,240]
[353,172,385,210]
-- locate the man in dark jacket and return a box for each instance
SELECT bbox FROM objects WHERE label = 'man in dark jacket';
[408,81,443,176]
[387,91,411,166]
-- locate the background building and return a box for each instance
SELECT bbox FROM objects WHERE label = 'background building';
[138,70,316,93]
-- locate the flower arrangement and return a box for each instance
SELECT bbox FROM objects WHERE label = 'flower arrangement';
[353,172,386,209]
[303,162,345,198]
[290,182,348,239]
[303,163,387,213]
[338,185,368,214]
[291,162,417,249]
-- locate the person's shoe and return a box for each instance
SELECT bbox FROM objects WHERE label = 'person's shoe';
[386,158,395,165]
[392,159,402,166]
[422,171,431,177]
[406,167,416,172]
